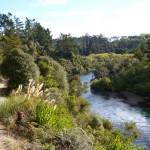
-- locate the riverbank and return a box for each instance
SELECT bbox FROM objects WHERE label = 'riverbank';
[121,91,150,107]
[91,90,148,107]
[80,73,150,149]
[121,91,145,105]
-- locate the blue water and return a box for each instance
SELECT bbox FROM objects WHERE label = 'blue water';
[80,73,150,149]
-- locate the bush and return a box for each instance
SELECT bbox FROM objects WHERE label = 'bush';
[64,95,90,116]
[88,114,103,130]
[38,56,69,92]
[68,74,83,97]
[91,77,113,92]
[59,58,74,74]
[102,119,113,130]
[38,61,60,89]
[36,101,74,129]
[124,122,140,138]
[1,48,40,90]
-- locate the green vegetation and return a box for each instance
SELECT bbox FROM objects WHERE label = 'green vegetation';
[1,48,40,90]
[68,74,88,97]
[90,52,150,101]
[91,77,113,92]
[0,12,147,149]
[0,82,142,150]
[37,56,69,92]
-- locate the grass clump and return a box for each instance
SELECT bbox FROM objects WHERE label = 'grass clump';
[123,122,140,139]
[36,101,74,130]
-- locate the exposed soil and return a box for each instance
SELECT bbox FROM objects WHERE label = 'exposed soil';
[0,122,22,150]
[0,81,22,150]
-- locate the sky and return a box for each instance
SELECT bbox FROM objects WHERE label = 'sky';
[1,0,150,38]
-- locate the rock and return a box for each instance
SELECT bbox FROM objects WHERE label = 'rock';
[121,91,145,106]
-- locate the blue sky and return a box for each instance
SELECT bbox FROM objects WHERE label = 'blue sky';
[1,0,150,38]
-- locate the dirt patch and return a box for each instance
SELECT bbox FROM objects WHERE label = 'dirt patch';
[0,89,23,150]
[0,123,22,150]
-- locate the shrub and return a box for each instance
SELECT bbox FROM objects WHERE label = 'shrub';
[91,77,113,92]
[68,74,83,96]
[38,56,69,92]
[124,122,140,138]
[59,58,74,74]
[64,95,90,116]
[36,100,74,129]
[102,119,113,130]
[38,61,60,89]
[1,48,40,90]
[88,114,103,130]
[0,69,142,150]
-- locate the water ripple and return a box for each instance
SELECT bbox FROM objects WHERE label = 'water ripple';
[80,73,150,149]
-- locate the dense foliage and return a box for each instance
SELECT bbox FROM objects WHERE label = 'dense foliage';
[117,61,150,98]
[0,12,148,149]
[1,13,149,75]
[90,53,150,101]
[37,56,69,92]
[1,48,40,90]
[74,34,150,55]
[0,82,142,150]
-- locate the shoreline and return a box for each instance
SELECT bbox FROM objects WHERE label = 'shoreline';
[120,91,150,107]
[92,90,150,107]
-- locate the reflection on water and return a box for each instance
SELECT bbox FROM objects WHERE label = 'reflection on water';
[80,73,150,149]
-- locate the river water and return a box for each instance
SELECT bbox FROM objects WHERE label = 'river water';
[80,73,150,150]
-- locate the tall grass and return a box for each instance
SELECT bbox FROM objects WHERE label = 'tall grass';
[0,80,143,150]
[0,80,57,124]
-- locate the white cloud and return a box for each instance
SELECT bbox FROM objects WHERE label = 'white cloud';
[105,2,150,36]
[31,0,67,7]
[41,2,150,38]
[46,11,89,18]
[39,0,67,5]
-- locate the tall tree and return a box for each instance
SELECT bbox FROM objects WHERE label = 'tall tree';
[0,13,14,36]
[32,23,53,55]
[24,17,36,41]
[56,33,78,58]
[13,16,24,38]
[0,36,22,57]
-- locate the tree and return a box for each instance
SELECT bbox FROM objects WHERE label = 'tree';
[0,36,22,57]
[56,33,78,59]
[24,40,38,58]
[38,60,59,89]
[94,65,109,79]
[91,77,112,92]
[32,23,53,55]
[24,17,36,41]
[13,16,24,37]
[0,13,14,36]
[68,75,83,96]
[1,48,40,90]
[37,56,69,92]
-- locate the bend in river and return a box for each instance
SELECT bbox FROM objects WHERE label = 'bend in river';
[80,73,150,149]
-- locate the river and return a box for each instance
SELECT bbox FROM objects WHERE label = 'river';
[80,73,150,150]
